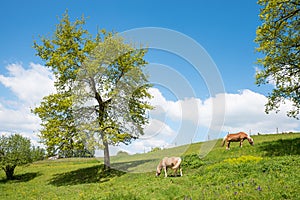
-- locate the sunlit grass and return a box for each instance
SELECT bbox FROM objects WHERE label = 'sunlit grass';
[0,133,299,199]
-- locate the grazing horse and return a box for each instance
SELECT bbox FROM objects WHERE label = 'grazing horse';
[222,132,254,150]
[156,157,183,177]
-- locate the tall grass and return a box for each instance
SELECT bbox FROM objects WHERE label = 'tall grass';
[0,133,299,199]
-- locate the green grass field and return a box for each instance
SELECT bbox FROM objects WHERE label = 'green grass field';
[1,133,299,199]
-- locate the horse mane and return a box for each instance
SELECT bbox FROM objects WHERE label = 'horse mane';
[222,134,228,146]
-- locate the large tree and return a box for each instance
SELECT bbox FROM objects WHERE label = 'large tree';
[33,12,152,168]
[74,34,152,168]
[255,0,300,118]
[0,134,32,180]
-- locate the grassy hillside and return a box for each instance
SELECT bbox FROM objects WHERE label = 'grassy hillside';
[0,133,299,199]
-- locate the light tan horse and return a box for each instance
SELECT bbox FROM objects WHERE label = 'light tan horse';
[222,132,254,150]
[156,157,183,177]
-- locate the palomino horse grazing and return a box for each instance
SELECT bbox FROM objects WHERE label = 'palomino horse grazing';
[156,157,183,177]
[222,132,254,150]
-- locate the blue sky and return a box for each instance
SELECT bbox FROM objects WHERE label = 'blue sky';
[1,0,260,93]
[0,1,299,155]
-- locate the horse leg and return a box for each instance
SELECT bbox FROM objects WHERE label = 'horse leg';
[240,140,243,147]
[174,168,178,177]
[226,141,230,150]
[164,167,167,178]
[180,167,183,176]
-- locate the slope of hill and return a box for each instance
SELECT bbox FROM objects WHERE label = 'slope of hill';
[0,133,299,199]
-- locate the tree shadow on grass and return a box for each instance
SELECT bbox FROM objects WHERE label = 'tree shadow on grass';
[49,159,155,186]
[0,172,42,184]
[259,137,300,156]
[49,164,125,186]
[111,159,156,172]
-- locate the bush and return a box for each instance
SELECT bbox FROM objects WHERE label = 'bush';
[31,146,46,161]
[150,147,161,152]
[0,134,32,180]
[116,151,129,156]
[182,153,204,169]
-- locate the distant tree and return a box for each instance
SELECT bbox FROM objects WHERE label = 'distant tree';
[0,134,32,180]
[31,146,46,161]
[116,151,129,156]
[150,147,161,152]
[255,0,300,118]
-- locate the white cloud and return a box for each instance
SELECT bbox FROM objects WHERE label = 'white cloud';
[0,102,40,132]
[147,88,299,137]
[221,89,299,134]
[0,63,55,105]
[0,63,55,144]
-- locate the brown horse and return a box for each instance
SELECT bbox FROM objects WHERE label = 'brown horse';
[222,132,254,150]
[156,157,183,177]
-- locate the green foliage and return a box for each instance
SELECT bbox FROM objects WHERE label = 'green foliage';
[116,151,129,156]
[0,134,32,180]
[182,153,204,169]
[32,93,91,157]
[75,34,152,143]
[255,0,300,118]
[150,147,161,152]
[31,146,45,162]
[33,11,97,91]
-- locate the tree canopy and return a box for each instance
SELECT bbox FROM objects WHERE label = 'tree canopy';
[255,0,300,118]
[74,34,152,167]
[33,12,153,168]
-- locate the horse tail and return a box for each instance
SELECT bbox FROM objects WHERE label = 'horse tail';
[222,135,227,146]
[172,157,182,170]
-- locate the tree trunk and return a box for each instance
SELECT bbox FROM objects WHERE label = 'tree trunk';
[5,165,16,180]
[93,85,111,170]
[103,140,110,170]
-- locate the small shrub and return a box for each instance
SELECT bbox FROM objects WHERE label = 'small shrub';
[116,151,129,156]
[182,153,204,169]
[150,147,161,152]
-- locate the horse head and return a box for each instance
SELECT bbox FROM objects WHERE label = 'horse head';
[247,136,254,145]
[156,164,162,176]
